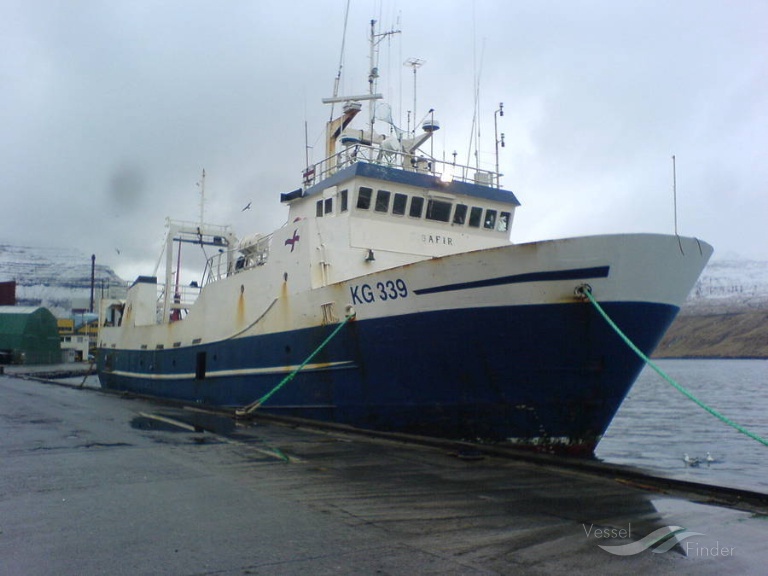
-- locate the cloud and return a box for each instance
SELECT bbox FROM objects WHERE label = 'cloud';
[1,0,766,281]
[107,164,147,210]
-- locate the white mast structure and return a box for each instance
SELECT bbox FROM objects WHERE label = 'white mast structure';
[404,57,425,138]
[367,19,400,135]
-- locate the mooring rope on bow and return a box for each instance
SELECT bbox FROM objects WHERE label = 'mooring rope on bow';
[577,285,768,448]
[235,312,356,417]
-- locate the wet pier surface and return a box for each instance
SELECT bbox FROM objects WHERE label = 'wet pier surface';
[1,372,767,575]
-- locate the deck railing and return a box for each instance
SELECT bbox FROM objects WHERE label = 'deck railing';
[202,233,273,285]
[302,143,502,189]
[156,282,201,315]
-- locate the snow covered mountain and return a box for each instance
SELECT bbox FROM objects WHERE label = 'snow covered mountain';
[0,244,127,317]
[682,256,768,314]
[657,257,768,358]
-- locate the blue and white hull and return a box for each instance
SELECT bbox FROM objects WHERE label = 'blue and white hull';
[98,233,711,453]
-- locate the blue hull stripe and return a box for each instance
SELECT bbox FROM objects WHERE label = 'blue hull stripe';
[413,266,610,295]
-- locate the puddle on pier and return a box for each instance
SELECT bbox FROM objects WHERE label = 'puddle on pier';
[130,409,237,435]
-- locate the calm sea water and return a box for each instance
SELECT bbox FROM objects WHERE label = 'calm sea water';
[596,359,768,493]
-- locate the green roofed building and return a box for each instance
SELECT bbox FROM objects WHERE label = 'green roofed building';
[0,306,62,365]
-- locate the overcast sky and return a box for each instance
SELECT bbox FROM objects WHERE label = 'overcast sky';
[2,0,766,281]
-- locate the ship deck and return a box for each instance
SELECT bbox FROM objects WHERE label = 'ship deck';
[1,368,766,575]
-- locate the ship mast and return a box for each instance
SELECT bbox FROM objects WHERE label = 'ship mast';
[404,57,425,138]
[319,18,404,175]
[367,19,400,133]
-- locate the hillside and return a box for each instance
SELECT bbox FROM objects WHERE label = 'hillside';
[654,257,768,358]
[0,244,127,317]
[655,311,768,358]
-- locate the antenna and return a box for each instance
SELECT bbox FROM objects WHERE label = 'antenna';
[330,0,352,121]
[404,57,425,137]
[466,38,486,168]
[368,19,401,130]
[672,155,678,236]
[198,169,206,226]
[494,102,505,186]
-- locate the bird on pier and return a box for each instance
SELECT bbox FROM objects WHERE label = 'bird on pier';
[706,452,715,466]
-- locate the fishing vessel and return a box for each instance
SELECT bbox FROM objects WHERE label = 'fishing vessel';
[97,21,712,454]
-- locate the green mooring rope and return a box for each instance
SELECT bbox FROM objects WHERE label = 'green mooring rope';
[580,287,768,447]
[235,312,356,417]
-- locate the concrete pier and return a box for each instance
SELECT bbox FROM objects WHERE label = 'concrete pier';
[1,373,766,575]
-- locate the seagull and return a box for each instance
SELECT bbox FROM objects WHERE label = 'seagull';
[115,248,121,255]
[242,201,252,211]
[684,453,700,467]
[706,452,715,465]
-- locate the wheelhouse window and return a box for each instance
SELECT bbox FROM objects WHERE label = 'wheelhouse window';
[324,198,333,215]
[468,206,483,227]
[426,199,452,222]
[409,196,424,218]
[484,209,497,229]
[340,189,348,212]
[316,200,323,217]
[393,193,408,216]
[375,190,391,213]
[452,204,467,225]
[357,186,372,210]
[498,211,511,232]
